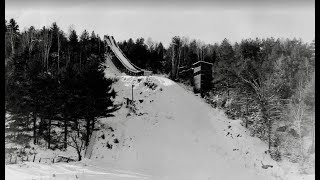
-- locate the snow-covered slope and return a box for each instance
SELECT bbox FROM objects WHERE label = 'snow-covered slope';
[5,69,314,180]
[86,75,286,180]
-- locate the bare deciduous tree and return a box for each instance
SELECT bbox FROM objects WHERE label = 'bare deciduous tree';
[68,132,85,161]
[235,61,284,151]
[21,27,38,55]
[7,19,19,57]
[41,29,53,71]
[57,31,61,72]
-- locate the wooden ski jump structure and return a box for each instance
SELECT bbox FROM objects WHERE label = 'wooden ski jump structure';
[104,35,152,76]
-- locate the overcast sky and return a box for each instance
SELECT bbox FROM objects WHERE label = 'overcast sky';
[5,0,315,47]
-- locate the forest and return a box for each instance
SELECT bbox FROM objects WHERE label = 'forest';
[5,18,315,167]
[5,19,120,161]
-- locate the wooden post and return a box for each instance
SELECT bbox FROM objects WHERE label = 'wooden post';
[26,155,29,161]
[132,85,134,102]
[39,158,41,163]
[10,154,12,163]
[33,154,36,162]
[15,156,17,164]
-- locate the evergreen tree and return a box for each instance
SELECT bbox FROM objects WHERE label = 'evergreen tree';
[78,60,119,146]
[7,18,20,57]
[68,29,79,66]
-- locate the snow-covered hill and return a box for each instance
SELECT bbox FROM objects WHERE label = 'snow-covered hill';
[5,70,315,180]
[83,75,280,180]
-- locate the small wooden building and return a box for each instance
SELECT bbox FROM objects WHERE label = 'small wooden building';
[192,61,213,96]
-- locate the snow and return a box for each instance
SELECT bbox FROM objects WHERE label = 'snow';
[5,65,315,180]
[105,57,121,76]
[86,74,278,179]
[5,161,151,180]
[84,130,97,159]
[120,76,175,88]
[108,38,139,72]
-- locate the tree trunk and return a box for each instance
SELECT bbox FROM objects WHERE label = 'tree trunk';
[80,52,81,71]
[296,89,304,156]
[76,119,80,138]
[246,96,248,128]
[268,118,271,151]
[48,119,51,149]
[91,118,95,131]
[309,124,315,153]
[298,117,303,156]
[85,119,90,146]
[46,55,49,72]
[312,124,315,148]
[98,39,100,54]
[57,33,60,72]
[33,113,37,145]
[37,117,43,144]
[64,118,68,149]
[10,30,15,57]
[171,46,176,80]
[47,32,52,72]
[11,40,15,57]
[67,48,70,67]
[227,77,230,98]
[260,100,271,151]
[176,46,182,79]
[77,151,82,161]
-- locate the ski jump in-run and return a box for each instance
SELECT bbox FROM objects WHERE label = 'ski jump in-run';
[104,35,152,76]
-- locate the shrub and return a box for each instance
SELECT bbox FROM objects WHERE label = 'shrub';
[270,147,281,161]
[15,134,32,145]
[24,143,31,149]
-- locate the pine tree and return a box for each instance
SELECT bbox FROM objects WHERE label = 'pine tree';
[7,18,20,57]
[79,60,119,146]
[68,29,79,66]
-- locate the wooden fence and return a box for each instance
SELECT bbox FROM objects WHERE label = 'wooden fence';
[6,153,75,165]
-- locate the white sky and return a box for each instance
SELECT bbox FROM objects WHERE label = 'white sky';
[5,0,315,47]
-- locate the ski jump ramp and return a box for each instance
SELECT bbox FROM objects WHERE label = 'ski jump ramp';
[104,35,152,76]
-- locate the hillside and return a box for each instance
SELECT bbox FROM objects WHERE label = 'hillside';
[85,74,284,180]
[5,70,314,180]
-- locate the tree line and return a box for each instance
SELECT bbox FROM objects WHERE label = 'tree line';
[5,19,119,161]
[165,36,314,164]
[211,38,315,164]
[123,35,314,164]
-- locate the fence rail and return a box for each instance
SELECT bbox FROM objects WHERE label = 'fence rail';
[6,153,76,165]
